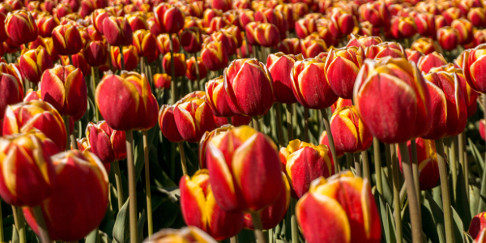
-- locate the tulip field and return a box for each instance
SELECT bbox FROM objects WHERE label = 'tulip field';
[5,0,486,242]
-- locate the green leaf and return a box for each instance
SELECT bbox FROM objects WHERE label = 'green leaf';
[451,206,466,243]
[112,199,129,243]
[468,138,484,172]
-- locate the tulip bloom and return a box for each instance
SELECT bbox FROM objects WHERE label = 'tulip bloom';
[398,138,439,190]
[153,73,171,90]
[162,52,187,77]
[206,126,285,212]
[246,22,280,47]
[437,27,459,51]
[224,58,274,117]
[278,38,301,55]
[0,131,58,206]
[3,100,67,150]
[0,68,24,117]
[110,45,140,71]
[346,34,382,49]
[464,44,486,93]
[5,10,38,45]
[417,52,448,74]
[296,172,381,243]
[280,140,334,198]
[186,56,208,81]
[291,58,338,109]
[365,42,405,59]
[180,169,244,240]
[146,227,217,243]
[199,125,233,169]
[158,104,183,143]
[300,36,327,58]
[83,40,107,67]
[411,37,439,55]
[325,46,364,99]
[156,33,180,55]
[52,24,84,55]
[180,27,202,53]
[201,41,229,71]
[391,16,417,39]
[406,49,424,65]
[132,29,157,59]
[153,3,184,34]
[40,65,87,121]
[354,57,431,143]
[470,212,486,241]
[23,150,109,242]
[19,46,54,84]
[86,120,126,163]
[96,72,159,131]
[205,76,238,117]
[266,52,302,104]
[103,16,133,46]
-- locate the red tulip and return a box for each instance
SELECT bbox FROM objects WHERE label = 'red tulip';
[5,10,38,45]
[153,3,184,34]
[102,16,133,46]
[325,46,364,99]
[86,120,127,163]
[266,52,303,104]
[51,24,84,55]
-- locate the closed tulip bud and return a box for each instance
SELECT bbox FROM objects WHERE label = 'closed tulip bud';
[51,24,84,55]
[437,27,459,51]
[291,58,337,109]
[92,9,109,34]
[205,76,238,117]
[40,65,87,121]
[280,140,334,197]
[354,57,431,143]
[86,120,126,163]
[358,21,381,38]
[3,100,67,150]
[249,22,280,48]
[83,40,107,67]
[110,45,139,71]
[463,44,486,93]
[224,58,274,116]
[180,27,202,53]
[330,98,353,113]
[76,137,90,152]
[158,104,183,142]
[206,125,285,212]
[132,29,157,58]
[153,73,171,90]
[398,138,439,190]
[162,52,187,77]
[296,172,381,243]
[267,52,302,104]
[346,34,382,49]
[144,227,217,243]
[411,37,439,55]
[414,12,436,38]
[36,14,59,38]
[186,56,207,81]
[391,16,417,39]
[5,10,38,45]
[103,16,133,46]
[19,46,53,84]
[471,212,486,241]
[244,172,290,229]
[154,3,184,34]
[206,16,229,34]
[201,41,229,71]
[325,46,364,99]
[23,150,108,242]
[23,89,41,102]
[443,7,463,25]
[406,49,424,65]
[295,17,317,39]
[199,125,232,169]
[358,1,389,27]
[52,4,71,22]
[255,8,288,39]
[210,30,237,57]
[452,18,473,44]
[329,9,356,37]
[127,14,147,32]
[0,131,58,206]
[180,169,244,240]
[319,106,373,156]
[417,52,448,74]
[96,72,158,131]
[300,37,327,58]
[468,8,486,27]
[435,15,448,30]
[0,69,23,117]
[156,33,180,55]
[365,42,405,59]
[67,52,90,76]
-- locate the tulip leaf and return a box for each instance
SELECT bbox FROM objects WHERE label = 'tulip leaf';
[113,199,130,243]
[476,157,486,214]
[424,190,445,243]
[452,165,471,230]
[451,206,466,243]
[467,138,484,172]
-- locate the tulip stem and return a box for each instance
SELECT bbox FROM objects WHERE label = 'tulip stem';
[459,132,468,200]
[435,139,454,243]
[291,198,299,243]
[119,46,125,71]
[113,160,124,210]
[12,206,26,243]
[62,115,76,150]
[361,150,371,182]
[373,138,383,194]
[230,236,238,243]
[142,131,153,236]
[450,137,458,202]
[321,108,339,173]
[303,108,309,142]
[250,211,267,243]
[286,104,293,142]
[169,35,177,103]
[389,145,403,243]
[33,206,51,243]
[252,117,261,132]
[90,66,100,122]
[275,104,284,147]
[68,55,73,66]
[126,130,138,243]
[410,140,421,201]
[353,153,362,176]
[193,53,201,90]
[398,142,423,243]
[178,142,188,175]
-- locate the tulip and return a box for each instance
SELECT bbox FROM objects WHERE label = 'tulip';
[132,29,157,59]
[296,171,381,243]
[19,46,54,84]
[209,0,231,14]
[365,42,405,59]
[414,12,436,37]
[3,100,67,150]
[206,125,285,212]
[76,137,90,152]
[162,52,187,77]
[110,45,140,71]
[295,17,317,39]
[156,33,180,55]
[417,52,448,74]
[280,140,334,198]
[277,38,301,55]
[325,46,364,99]
[291,58,338,109]
[411,37,439,55]
[86,120,126,163]
[300,36,327,58]
[346,34,382,49]
[224,58,274,117]
[210,30,237,57]
[68,52,90,76]
[36,14,59,38]
[463,44,486,93]
[51,24,84,56]
[186,56,207,82]
[5,10,38,45]
[23,150,109,242]
[358,1,389,27]
[451,18,473,44]
[398,138,440,190]
[329,9,356,37]
[0,68,23,117]
[330,98,353,113]
[180,27,202,53]
[468,7,486,27]
[180,169,244,240]
[40,65,87,121]
[145,227,217,243]
[158,104,183,143]
[246,22,280,47]
[153,3,184,34]
[354,57,431,143]
[92,9,109,34]
[437,26,459,51]
[199,125,233,169]
[0,131,58,206]
[266,52,302,104]
[201,40,229,71]
[83,40,107,67]
[255,8,288,39]
[103,16,133,46]
[153,73,171,90]
[205,76,238,117]
[96,72,159,131]
[471,212,486,241]
[391,16,417,39]
[127,14,147,32]
[406,49,424,65]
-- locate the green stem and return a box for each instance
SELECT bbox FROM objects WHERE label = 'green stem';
[250,211,267,243]
[230,236,238,243]
[178,142,188,175]
[291,198,299,243]
[303,108,309,142]
[435,139,454,243]
[390,145,403,243]
[113,161,124,210]
[321,108,339,173]
[169,35,177,103]
[193,53,201,91]
[286,104,293,142]
[126,131,138,243]
[119,46,125,71]
[410,139,421,201]
[354,153,362,177]
[361,150,371,182]
[68,55,73,66]
[252,117,261,132]
[459,133,468,200]
[373,138,383,194]
[450,137,458,202]
[275,104,284,147]
[12,206,26,243]
[63,115,71,150]
[142,131,153,236]
[33,206,51,243]
[91,66,99,122]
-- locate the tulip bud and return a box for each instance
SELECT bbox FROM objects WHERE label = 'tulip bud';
[354,57,431,143]
[346,34,382,49]
[295,17,317,39]
[156,33,180,55]
[291,58,338,109]
[86,120,126,163]
[19,46,54,84]
[329,9,356,37]
[92,9,109,34]
[180,27,202,53]
[199,125,233,169]
[127,14,147,32]
[110,45,140,71]
[158,104,183,143]
[154,3,184,34]
[358,1,389,27]
[162,52,187,77]
[205,76,238,117]
[296,172,381,243]
[417,52,448,73]
[153,73,171,90]
[36,14,59,38]
[391,16,417,39]
[132,29,157,59]
[411,37,439,55]
[463,45,486,93]
[398,138,439,190]
[437,26,459,51]
[266,52,302,104]
[325,46,364,99]
[180,169,244,240]
[0,131,58,206]
[406,49,424,65]
[186,56,208,81]
[470,212,486,241]
[145,227,217,243]
[96,72,159,131]
[23,150,109,241]
[40,65,87,121]
[52,24,84,55]
[365,42,405,59]
[300,36,327,58]
[452,18,473,44]
[206,125,285,212]
[246,21,280,47]
[0,67,23,117]
[278,38,301,55]
[5,10,38,45]
[414,12,436,38]
[224,58,274,116]
[468,7,486,27]
[201,40,229,71]
[103,16,133,46]
[83,40,107,67]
